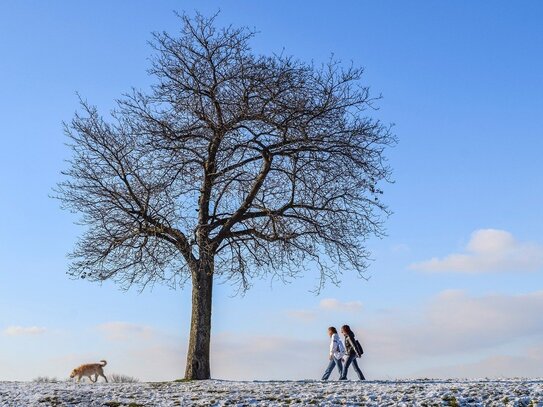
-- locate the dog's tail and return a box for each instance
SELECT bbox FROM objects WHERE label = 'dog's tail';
[100,360,107,367]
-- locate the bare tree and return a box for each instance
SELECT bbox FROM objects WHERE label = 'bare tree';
[56,13,395,380]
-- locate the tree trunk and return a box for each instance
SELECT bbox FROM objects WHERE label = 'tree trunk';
[184,258,213,380]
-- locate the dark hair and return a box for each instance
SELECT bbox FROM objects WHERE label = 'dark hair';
[341,325,354,336]
[328,326,337,334]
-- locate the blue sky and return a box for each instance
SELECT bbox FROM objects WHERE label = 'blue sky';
[1,1,543,381]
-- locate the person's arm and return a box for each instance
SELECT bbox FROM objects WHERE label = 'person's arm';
[329,335,337,359]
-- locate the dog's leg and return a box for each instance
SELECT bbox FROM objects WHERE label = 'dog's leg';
[101,373,108,383]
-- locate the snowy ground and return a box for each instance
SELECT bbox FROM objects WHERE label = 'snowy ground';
[1,379,542,406]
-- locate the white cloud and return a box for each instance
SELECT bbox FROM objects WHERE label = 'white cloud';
[410,229,543,273]
[91,321,191,381]
[4,290,543,381]
[286,298,363,322]
[41,325,325,381]
[110,344,186,381]
[212,332,324,380]
[414,343,543,378]
[219,289,543,379]
[50,332,325,381]
[97,321,154,342]
[319,298,362,312]
[3,326,46,336]
[361,290,543,366]
[426,290,543,343]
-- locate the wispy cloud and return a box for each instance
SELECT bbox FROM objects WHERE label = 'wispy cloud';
[413,342,543,378]
[92,322,184,381]
[3,326,46,336]
[212,332,323,380]
[410,229,543,273]
[97,321,154,341]
[319,298,362,312]
[59,325,323,381]
[286,298,363,321]
[4,289,543,381]
[138,291,543,379]
[362,290,543,362]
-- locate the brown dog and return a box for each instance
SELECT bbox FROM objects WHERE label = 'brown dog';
[70,360,108,383]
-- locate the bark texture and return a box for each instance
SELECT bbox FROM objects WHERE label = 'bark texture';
[185,260,213,379]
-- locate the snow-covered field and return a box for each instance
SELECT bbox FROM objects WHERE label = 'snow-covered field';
[1,379,542,406]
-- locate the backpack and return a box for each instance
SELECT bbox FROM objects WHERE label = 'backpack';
[354,339,364,357]
[347,335,364,358]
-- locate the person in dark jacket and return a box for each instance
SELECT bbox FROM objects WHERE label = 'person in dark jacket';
[339,324,365,380]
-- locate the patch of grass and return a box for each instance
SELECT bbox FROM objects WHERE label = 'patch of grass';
[173,378,193,383]
[149,382,169,390]
[33,376,59,383]
[442,394,460,407]
[109,373,140,383]
[104,403,145,407]
[38,396,62,406]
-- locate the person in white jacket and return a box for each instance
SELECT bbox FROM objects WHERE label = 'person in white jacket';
[321,326,345,380]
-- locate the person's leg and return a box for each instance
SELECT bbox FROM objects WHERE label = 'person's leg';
[339,354,354,380]
[335,358,344,377]
[351,358,366,380]
[321,359,336,380]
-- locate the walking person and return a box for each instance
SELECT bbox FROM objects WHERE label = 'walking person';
[339,324,365,380]
[321,327,345,380]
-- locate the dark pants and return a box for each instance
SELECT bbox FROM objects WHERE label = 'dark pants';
[340,353,365,380]
[321,357,344,380]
